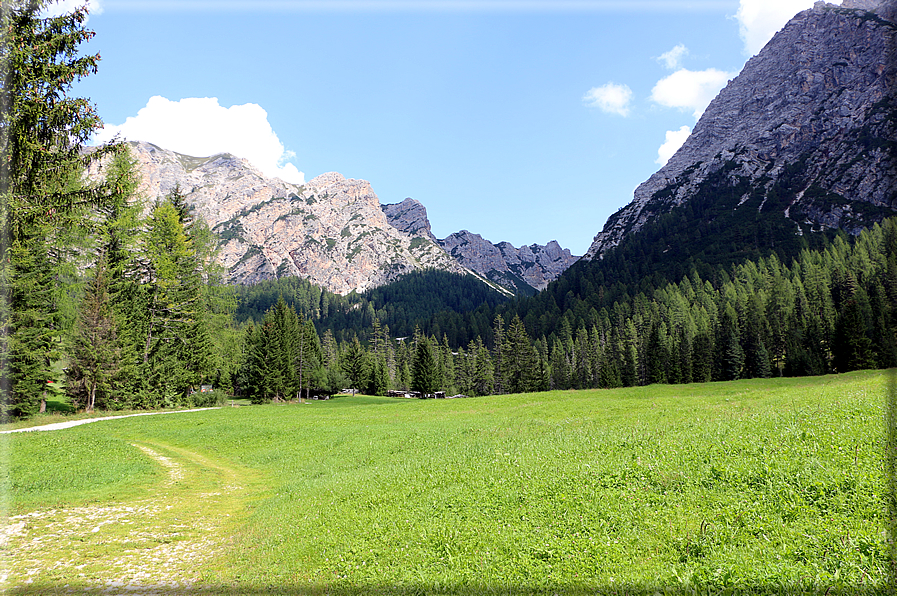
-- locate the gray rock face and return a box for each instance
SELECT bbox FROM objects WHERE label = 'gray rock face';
[381,198,438,243]
[380,200,580,292]
[98,141,579,295]
[115,141,467,295]
[438,231,578,293]
[585,0,897,259]
[842,0,885,9]
[492,240,579,292]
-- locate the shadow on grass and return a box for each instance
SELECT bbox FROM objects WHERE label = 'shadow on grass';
[43,397,74,414]
[5,583,888,595]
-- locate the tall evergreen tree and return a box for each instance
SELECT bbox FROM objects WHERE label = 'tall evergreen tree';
[492,315,505,394]
[296,316,324,399]
[503,315,537,394]
[645,321,668,385]
[137,199,210,399]
[66,256,120,412]
[242,320,280,404]
[367,355,389,396]
[439,334,456,395]
[1,0,122,416]
[341,336,368,395]
[833,296,875,372]
[411,336,439,395]
[718,303,745,381]
[471,337,495,397]
[692,330,713,383]
[321,328,338,370]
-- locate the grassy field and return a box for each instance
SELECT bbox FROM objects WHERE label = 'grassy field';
[1,371,892,594]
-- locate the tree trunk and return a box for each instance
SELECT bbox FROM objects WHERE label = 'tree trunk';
[87,379,96,413]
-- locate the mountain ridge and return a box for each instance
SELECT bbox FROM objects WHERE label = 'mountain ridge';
[112,141,579,295]
[113,141,466,294]
[381,197,579,293]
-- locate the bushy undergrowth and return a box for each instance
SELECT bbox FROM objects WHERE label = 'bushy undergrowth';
[4,371,891,594]
[187,388,230,408]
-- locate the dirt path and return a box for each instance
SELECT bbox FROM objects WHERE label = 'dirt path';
[1,438,263,594]
[0,408,220,434]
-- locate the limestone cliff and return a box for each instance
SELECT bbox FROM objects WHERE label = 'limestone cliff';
[381,198,439,243]
[585,0,897,259]
[122,141,467,294]
[440,232,578,293]
[381,199,579,292]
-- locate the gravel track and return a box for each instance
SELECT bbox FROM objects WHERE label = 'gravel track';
[0,408,220,434]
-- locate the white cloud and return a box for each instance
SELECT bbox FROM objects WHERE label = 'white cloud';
[656,125,691,165]
[657,44,688,70]
[650,68,733,119]
[582,82,633,117]
[94,96,305,184]
[41,0,103,18]
[735,0,842,56]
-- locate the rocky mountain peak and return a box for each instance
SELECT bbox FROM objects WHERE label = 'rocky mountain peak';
[584,0,897,260]
[117,141,467,295]
[437,231,579,293]
[103,141,582,296]
[381,198,438,243]
[378,202,580,293]
[841,0,886,9]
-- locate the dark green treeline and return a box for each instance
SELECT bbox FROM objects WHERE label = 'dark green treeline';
[236,219,897,400]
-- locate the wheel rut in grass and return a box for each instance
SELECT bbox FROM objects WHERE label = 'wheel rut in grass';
[2,440,264,594]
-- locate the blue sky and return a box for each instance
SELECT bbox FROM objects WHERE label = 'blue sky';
[54,0,835,255]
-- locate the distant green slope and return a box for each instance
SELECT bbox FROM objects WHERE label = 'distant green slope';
[234,269,510,344]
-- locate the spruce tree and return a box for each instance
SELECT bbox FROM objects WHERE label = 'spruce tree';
[270,295,299,399]
[549,342,570,390]
[492,315,505,394]
[340,336,368,395]
[321,328,338,370]
[718,303,745,381]
[367,355,389,396]
[646,322,668,385]
[439,334,456,394]
[6,236,56,415]
[411,336,438,395]
[1,0,122,416]
[503,315,537,394]
[833,297,875,372]
[469,337,494,397]
[296,317,324,399]
[243,321,280,404]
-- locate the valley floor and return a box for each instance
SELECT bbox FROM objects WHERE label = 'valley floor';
[1,371,892,595]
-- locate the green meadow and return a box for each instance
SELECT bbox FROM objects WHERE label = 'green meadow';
[1,371,891,595]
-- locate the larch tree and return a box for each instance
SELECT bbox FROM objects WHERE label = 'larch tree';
[67,255,119,412]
